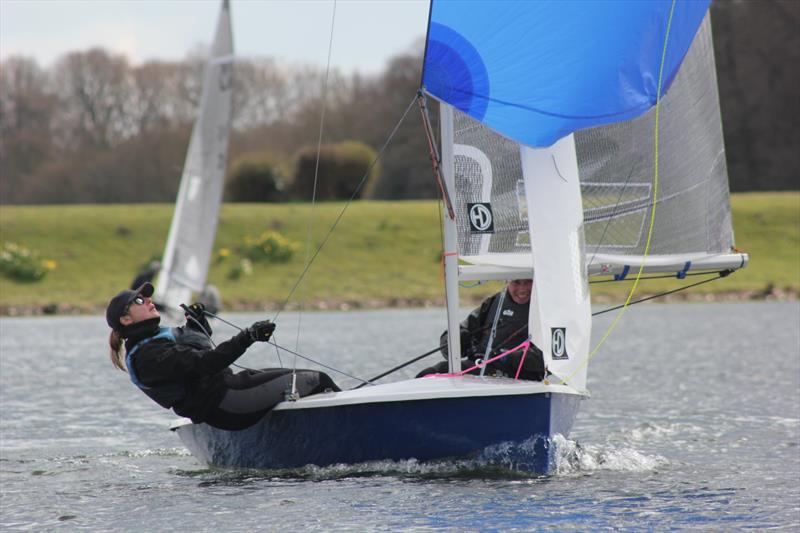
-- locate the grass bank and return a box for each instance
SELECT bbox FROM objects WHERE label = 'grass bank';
[0,192,797,315]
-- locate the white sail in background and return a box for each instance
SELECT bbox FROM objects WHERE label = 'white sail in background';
[154,0,234,313]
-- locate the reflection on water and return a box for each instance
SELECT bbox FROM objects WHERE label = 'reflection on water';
[1,302,799,531]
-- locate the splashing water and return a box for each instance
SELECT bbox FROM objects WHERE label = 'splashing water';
[551,434,668,475]
[172,434,667,483]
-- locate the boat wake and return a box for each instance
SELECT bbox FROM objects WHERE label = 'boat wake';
[549,434,668,475]
[169,434,667,482]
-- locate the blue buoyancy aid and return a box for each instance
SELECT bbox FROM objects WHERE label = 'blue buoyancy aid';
[125,327,187,409]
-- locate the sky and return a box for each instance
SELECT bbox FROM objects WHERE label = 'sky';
[0,0,432,74]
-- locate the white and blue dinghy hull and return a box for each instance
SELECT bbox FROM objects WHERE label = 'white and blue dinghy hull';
[172,376,585,474]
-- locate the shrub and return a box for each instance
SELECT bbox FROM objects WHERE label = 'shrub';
[289,140,380,201]
[242,231,298,263]
[0,242,55,282]
[227,258,253,280]
[226,152,288,202]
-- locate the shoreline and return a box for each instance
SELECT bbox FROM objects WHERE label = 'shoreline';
[1,288,796,317]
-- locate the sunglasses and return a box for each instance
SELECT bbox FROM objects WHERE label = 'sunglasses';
[125,295,147,313]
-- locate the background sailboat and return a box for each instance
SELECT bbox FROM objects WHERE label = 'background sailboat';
[152,0,234,314]
[173,0,747,474]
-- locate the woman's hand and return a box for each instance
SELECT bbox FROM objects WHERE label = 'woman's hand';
[182,302,212,335]
[247,320,276,342]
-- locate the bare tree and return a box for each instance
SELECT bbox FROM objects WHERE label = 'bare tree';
[0,56,57,203]
[129,61,179,134]
[232,58,292,130]
[51,48,133,149]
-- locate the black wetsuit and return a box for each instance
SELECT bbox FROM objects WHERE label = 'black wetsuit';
[416,290,545,380]
[123,318,339,430]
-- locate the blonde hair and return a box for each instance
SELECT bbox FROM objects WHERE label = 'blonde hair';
[108,330,127,371]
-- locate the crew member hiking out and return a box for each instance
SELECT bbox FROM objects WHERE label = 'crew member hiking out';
[106,282,339,430]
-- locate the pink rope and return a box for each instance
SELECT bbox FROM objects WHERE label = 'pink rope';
[424,339,531,379]
[513,341,531,380]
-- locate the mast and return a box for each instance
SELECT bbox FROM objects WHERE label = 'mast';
[440,103,462,373]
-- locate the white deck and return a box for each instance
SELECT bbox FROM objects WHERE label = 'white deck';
[275,375,585,410]
[169,375,587,430]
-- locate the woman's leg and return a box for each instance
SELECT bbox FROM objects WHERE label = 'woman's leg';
[223,368,293,390]
[205,370,339,430]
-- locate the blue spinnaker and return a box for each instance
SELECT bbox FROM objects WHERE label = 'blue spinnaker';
[422,0,710,147]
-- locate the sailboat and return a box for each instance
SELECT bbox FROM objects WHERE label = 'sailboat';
[173,0,748,474]
[152,0,233,313]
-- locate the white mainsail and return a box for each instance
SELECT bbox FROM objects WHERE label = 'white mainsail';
[154,0,234,312]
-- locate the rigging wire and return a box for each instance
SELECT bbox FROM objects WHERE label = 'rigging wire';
[200,309,370,383]
[355,322,509,388]
[193,273,731,387]
[357,269,732,385]
[420,95,451,306]
[418,92,455,219]
[291,0,338,377]
[589,270,722,284]
[266,340,371,386]
[272,94,419,321]
[590,270,731,317]
[353,345,444,389]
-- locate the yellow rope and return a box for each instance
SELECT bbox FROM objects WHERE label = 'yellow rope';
[562,0,678,385]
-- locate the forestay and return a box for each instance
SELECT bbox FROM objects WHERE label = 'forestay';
[154,0,234,311]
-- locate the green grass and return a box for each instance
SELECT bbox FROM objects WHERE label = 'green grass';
[0,192,797,314]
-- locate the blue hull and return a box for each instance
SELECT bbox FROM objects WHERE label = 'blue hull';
[175,389,582,474]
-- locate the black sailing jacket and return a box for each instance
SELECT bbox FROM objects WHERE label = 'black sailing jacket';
[123,318,253,422]
[439,290,545,380]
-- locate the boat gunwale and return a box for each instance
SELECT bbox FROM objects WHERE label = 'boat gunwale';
[170,376,587,430]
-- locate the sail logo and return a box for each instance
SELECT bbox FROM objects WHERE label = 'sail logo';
[468,203,494,233]
[551,327,569,360]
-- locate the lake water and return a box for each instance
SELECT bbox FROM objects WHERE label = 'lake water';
[1,302,799,531]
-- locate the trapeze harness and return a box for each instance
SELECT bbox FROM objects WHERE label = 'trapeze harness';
[125,327,187,409]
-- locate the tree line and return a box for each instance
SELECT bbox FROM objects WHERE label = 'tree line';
[0,41,438,204]
[0,1,796,205]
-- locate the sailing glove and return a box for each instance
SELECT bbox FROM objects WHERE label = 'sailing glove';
[182,302,212,335]
[247,320,276,343]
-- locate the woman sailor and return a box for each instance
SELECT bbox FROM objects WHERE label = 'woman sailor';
[106,282,338,430]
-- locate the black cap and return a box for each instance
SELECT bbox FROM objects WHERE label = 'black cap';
[106,282,154,330]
